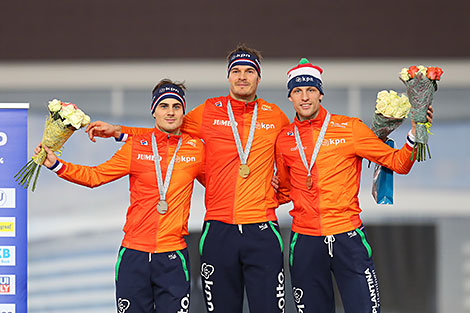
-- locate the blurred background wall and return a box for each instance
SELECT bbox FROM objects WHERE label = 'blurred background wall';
[1,1,469,312]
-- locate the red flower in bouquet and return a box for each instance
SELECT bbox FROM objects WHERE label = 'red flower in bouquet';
[399,65,443,161]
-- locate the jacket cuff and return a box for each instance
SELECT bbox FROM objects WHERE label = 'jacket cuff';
[406,130,415,149]
[48,160,65,174]
[115,133,128,142]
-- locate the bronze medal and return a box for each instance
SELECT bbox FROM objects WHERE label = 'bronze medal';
[157,200,169,214]
[239,164,250,178]
[306,176,313,190]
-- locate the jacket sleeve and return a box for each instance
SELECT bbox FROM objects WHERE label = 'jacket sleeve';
[181,103,205,138]
[275,135,291,204]
[196,141,206,187]
[121,125,153,136]
[56,139,132,188]
[352,119,415,174]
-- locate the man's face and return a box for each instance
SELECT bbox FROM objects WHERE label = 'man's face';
[228,65,260,101]
[152,98,184,134]
[289,86,324,121]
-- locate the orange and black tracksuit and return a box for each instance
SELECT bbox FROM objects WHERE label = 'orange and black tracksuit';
[121,95,291,313]
[276,106,416,313]
[49,128,204,313]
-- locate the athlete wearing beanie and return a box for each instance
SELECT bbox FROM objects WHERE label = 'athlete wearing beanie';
[34,79,204,313]
[275,59,434,313]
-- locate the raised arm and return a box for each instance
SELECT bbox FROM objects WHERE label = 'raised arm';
[85,120,151,142]
[34,140,131,188]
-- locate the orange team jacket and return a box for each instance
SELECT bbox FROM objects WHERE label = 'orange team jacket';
[121,95,291,224]
[276,106,415,236]
[53,128,204,253]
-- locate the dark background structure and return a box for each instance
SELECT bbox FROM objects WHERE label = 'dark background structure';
[1,0,468,60]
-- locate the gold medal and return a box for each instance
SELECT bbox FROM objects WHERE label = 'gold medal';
[157,200,169,214]
[239,164,250,178]
[306,176,313,190]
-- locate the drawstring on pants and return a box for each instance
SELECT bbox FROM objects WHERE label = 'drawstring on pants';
[238,224,243,234]
[149,253,152,262]
[324,235,335,258]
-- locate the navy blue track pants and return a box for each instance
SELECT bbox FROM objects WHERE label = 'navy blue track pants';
[289,227,381,313]
[115,247,190,313]
[199,220,286,313]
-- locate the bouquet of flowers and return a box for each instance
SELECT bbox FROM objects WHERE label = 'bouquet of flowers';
[370,90,410,205]
[370,90,411,141]
[15,99,90,191]
[400,65,443,161]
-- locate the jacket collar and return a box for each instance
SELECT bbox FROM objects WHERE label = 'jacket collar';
[294,106,328,129]
[226,94,258,111]
[153,127,182,144]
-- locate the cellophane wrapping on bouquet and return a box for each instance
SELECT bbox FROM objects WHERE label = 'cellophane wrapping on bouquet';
[14,99,90,191]
[400,65,443,161]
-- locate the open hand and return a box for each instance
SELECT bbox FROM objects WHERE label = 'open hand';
[85,121,121,143]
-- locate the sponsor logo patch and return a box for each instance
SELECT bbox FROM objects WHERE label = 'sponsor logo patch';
[255,122,275,131]
[293,287,304,303]
[212,119,237,127]
[261,104,272,111]
[0,188,16,208]
[176,155,196,164]
[276,269,285,312]
[177,294,190,313]
[0,275,15,295]
[322,138,346,147]
[186,139,197,147]
[0,246,15,266]
[347,231,357,238]
[201,263,215,311]
[0,218,15,237]
[0,303,15,313]
[365,268,380,312]
[0,132,7,147]
[117,298,130,313]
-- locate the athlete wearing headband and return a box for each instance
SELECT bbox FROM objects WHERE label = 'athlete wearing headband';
[35,79,204,313]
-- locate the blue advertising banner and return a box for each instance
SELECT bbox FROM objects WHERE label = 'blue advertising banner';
[0,103,29,313]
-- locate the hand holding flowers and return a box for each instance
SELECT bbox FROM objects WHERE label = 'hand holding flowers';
[400,65,443,161]
[14,99,91,191]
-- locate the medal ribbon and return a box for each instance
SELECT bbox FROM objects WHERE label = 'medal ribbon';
[226,100,258,165]
[152,133,182,202]
[294,112,331,178]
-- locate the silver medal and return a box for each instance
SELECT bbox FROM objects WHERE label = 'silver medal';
[157,200,169,214]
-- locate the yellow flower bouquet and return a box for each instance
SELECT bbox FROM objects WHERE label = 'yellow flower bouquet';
[15,99,90,191]
[370,90,411,141]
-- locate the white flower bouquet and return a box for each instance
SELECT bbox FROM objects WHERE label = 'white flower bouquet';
[400,65,443,161]
[369,90,411,204]
[370,90,411,141]
[15,99,90,191]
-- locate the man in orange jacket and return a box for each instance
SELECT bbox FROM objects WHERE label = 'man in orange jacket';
[275,59,434,313]
[35,79,204,313]
[86,45,291,313]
